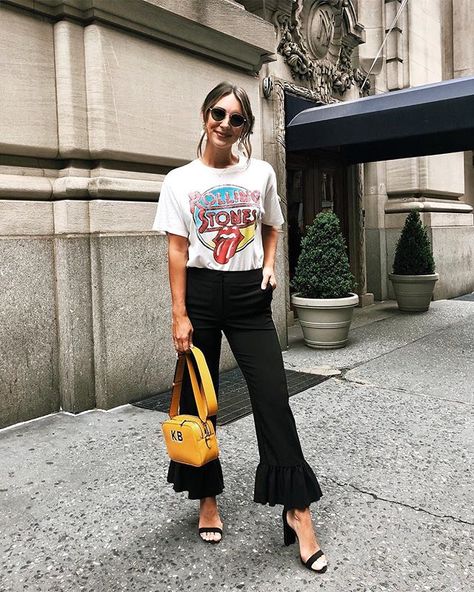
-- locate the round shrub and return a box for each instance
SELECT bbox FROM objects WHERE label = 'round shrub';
[291,211,355,298]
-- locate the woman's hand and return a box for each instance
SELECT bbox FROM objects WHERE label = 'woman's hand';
[172,313,193,353]
[261,266,277,291]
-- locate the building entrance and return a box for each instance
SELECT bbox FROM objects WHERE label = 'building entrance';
[286,151,350,282]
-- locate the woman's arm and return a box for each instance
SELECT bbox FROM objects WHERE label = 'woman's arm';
[261,224,279,290]
[167,233,193,352]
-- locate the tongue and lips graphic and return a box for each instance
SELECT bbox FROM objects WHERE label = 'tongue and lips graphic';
[214,226,245,264]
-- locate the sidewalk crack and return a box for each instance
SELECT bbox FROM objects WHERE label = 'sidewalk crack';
[334,373,473,407]
[322,475,474,526]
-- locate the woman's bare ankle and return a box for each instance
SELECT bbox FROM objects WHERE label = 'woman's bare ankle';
[199,497,221,521]
[198,497,223,542]
[288,506,311,523]
[286,507,323,559]
[200,496,218,511]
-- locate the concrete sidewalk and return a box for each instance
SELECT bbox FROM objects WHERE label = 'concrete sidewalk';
[1,299,473,592]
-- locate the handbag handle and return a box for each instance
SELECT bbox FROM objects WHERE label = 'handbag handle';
[169,346,218,421]
[187,346,218,417]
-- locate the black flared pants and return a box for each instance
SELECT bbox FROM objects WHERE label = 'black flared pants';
[167,267,322,509]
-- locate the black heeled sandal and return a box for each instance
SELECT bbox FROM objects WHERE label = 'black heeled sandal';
[282,508,297,546]
[282,509,328,573]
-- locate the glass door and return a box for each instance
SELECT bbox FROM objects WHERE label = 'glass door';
[286,151,350,285]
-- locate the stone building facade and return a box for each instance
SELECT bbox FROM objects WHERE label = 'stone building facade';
[1,0,473,429]
[358,0,474,301]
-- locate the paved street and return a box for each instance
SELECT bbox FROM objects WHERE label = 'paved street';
[1,299,473,592]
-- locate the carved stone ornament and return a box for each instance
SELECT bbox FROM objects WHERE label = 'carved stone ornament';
[275,0,368,102]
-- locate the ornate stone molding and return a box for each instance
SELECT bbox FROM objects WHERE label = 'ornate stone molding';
[273,80,287,175]
[273,78,331,156]
[283,79,335,105]
[275,0,369,101]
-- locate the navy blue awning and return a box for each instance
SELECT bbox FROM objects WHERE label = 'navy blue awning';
[286,76,474,163]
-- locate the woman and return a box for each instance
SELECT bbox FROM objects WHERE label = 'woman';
[153,82,327,573]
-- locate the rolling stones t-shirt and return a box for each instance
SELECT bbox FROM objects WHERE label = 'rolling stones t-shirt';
[152,156,285,270]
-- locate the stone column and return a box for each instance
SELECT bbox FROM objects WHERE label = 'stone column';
[364,161,389,300]
[0,7,60,428]
[452,0,474,79]
[261,76,289,348]
[453,0,474,210]
[353,163,374,306]
[359,2,389,301]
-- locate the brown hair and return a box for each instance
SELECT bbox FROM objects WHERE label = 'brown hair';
[197,82,255,160]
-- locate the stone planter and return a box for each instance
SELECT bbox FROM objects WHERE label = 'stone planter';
[291,293,359,349]
[389,273,439,312]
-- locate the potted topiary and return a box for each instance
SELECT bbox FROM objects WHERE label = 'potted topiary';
[291,211,358,349]
[389,210,438,312]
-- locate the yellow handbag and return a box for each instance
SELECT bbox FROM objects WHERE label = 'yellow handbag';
[161,346,219,467]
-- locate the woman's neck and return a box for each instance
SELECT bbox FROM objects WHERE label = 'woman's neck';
[200,146,239,169]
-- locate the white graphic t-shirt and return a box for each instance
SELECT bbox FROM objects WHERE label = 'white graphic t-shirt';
[152,156,285,270]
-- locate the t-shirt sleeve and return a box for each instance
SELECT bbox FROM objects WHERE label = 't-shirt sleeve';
[262,165,285,227]
[152,175,189,237]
